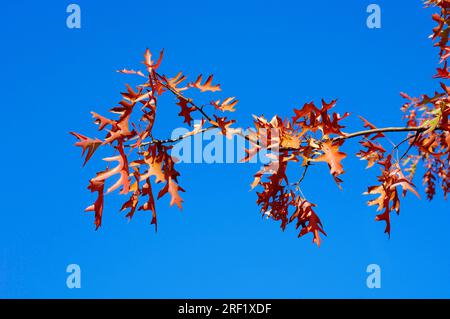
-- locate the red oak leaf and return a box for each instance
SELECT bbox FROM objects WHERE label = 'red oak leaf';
[188,74,221,92]
[314,140,347,185]
[177,97,195,126]
[211,97,238,112]
[70,132,102,166]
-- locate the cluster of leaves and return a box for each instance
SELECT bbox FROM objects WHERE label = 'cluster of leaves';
[72,1,450,246]
[243,101,348,246]
[71,49,238,230]
[353,0,450,236]
[397,0,450,204]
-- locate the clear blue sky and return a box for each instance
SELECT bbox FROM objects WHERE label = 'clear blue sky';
[1,0,449,298]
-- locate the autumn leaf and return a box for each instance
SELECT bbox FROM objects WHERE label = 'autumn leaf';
[188,74,221,92]
[290,198,326,247]
[91,112,115,131]
[292,102,320,123]
[121,84,143,101]
[120,170,141,220]
[177,97,195,126]
[281,130,304,149]
[139,158,165,184]
[166,72,187,92]
[117,68,145,77]
[211,97,238,112]
[313,140,347,184]
[70,132,102,166]
[158,177,184,209]
[421,104,444,134]
[211,115,236,138]
[85,176,105,230]
[357,140,386,169]
[138,178,158,231]
[364,157,420,236]
[92,144,130,194]
[143,48,164,71]
[434,61,450,78]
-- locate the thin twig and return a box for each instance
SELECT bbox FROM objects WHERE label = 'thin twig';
[291,162,310,187]
[126,126,216,148]
[399,131,421,162]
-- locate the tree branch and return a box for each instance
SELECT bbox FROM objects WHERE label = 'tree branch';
[333,126,435,141]
[131,73,443,153]
[152,72,259,146]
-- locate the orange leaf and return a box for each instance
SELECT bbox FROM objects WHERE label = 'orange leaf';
[188,74,221,92]
[166,72,187,92]
[141,159,165,184]
[92,144,130,194]
[211,97,238,112]
[143,48,164,71]
[314,140,347,183]
[70,132,102,166]
[117,68,145,77]
[158,177,184,209]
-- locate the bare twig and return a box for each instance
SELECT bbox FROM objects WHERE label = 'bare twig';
[291,162,310,187]
[399,131,421,161]
[128,126,216,148]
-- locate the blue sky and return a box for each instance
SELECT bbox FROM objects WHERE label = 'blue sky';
[1,0,450,298]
